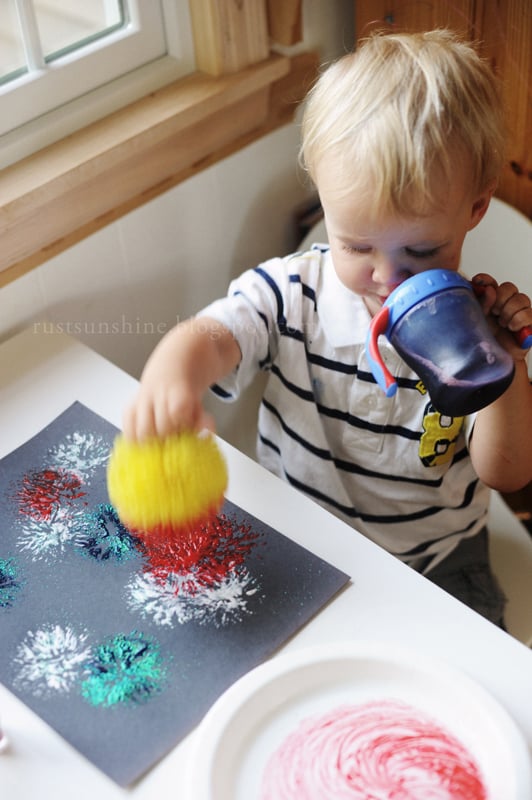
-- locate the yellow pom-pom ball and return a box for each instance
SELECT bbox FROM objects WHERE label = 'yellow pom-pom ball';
[107,432,228,532]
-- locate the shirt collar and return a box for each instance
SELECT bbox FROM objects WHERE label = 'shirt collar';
[317,250,372,348]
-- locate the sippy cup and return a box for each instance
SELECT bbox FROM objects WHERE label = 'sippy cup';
[365,269,523,416]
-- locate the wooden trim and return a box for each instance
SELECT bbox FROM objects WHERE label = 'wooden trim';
[0,52,318,288]
[189,0,270,76]
[474,0,532,219]
[354,1,474,38]
[267,0,303,46]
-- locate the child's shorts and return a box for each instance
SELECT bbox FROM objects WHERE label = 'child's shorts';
[424,528,507,629]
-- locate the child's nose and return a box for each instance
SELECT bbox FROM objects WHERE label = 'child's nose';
[372,253,404,286]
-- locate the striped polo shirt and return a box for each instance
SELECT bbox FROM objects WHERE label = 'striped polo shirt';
[199,245,489,573]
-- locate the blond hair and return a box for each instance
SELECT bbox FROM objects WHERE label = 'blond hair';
[300,30,505,214]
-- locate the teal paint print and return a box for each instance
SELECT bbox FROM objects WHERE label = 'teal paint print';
[0,557,23,608]
[81,631,167,708]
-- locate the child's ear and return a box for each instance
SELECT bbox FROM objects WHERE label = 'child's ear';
[468,182,496,230]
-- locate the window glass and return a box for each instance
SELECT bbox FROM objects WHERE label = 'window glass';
[0,0,27,82]
[34,0,126,62]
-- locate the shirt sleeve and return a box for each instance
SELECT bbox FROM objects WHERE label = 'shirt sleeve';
[196,257,287,400]
[463,411,477,447]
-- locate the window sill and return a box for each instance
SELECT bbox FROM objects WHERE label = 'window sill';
[0,51,317,287]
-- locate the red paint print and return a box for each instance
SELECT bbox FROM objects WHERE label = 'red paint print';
[261,699,488,799]
[16,469,86,520]
[135,513,260,591]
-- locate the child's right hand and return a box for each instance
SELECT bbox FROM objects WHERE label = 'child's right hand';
[121,316,240,442]
[122,381,214,442]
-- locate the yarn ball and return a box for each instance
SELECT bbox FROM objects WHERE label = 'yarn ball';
[107,432,228,533]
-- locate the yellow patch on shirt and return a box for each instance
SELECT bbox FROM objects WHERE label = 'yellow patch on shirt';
[419,404,464,467]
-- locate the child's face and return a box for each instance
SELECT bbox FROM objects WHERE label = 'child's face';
[318,168,488,317]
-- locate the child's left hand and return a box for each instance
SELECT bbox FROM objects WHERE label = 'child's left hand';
[472,272,532,360]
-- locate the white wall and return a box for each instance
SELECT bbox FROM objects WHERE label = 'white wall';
[0,2,354,456]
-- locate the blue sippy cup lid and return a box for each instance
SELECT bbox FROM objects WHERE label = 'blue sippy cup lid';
[383,269,471,333]
[365,269,472,397]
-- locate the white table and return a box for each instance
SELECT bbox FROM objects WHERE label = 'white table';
[1,328,531,798]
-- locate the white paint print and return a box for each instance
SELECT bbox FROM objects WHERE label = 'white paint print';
[17,506,84,561]
[13,465,88,562]
[13,624,92,697]
[48,432,110,480]
[126,567,261,627]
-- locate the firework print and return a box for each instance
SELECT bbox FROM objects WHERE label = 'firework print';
[48,431,109,480]
[13,624,91,698]
[126,564,261,627]
[0,557,23,608]
[0,402,349,786]
[75,503,140,563]
[16,505,85,562]
[81,631,167,708]
[14,467,86,519]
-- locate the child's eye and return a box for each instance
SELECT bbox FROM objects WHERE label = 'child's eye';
[342,244,372,254]
[405,247,440,259]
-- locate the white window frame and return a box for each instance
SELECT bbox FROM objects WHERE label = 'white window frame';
[0,0,195,168]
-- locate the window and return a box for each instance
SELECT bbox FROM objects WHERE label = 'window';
[0,0,194,164]
[1,1,127,83]
[0,0,314,284]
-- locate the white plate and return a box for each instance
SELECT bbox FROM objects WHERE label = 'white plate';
[185,641,531,800]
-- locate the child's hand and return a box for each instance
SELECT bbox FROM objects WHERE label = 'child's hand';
[121,316,239,442]
[123,382,214,442]
[472,273,532,360]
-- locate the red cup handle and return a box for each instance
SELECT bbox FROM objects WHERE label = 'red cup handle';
[366,306,397,396]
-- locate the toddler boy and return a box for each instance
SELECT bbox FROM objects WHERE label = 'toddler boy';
[124,31,532,626]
